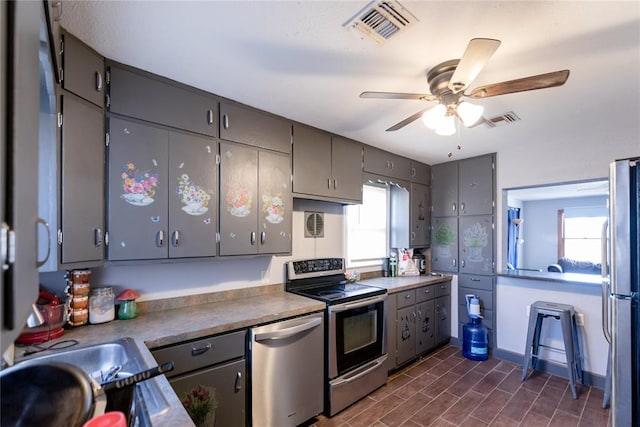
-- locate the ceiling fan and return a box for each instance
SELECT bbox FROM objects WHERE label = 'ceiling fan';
[360,38,570,135]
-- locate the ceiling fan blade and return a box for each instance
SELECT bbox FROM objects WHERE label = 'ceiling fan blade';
[386,107,432,131]
[360,91,437,101]
[467,70,570,98]
[448,38,501,94]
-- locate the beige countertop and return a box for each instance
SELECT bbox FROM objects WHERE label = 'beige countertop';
[15,289,325,427]
[362,274,453,294]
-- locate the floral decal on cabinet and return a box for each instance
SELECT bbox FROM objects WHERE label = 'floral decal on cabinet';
[177,174,213,216]
[463,222,488,262]
[262,193,284,224]
[121,162,158,206]
[226,183,252,217]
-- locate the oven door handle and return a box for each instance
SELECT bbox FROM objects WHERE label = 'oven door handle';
[331,355,388,386]
[330,295,386,313]
[253,317,322,342]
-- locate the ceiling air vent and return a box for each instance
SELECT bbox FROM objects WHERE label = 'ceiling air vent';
[484,111,521,128]
[304,211,325,238]
[345,1,418,44]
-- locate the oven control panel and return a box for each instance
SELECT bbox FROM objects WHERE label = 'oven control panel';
[288,258,344,278]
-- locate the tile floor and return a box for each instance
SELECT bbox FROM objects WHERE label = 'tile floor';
[311,345,610,426]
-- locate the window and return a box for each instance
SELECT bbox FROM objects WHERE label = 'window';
[344,184,389,268]
[559,208,607,263]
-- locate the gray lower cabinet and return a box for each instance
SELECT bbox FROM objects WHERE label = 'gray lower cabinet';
[458,274,495,351]
[389,281,450,369]
[152,330,247,427]
[292,124,362,203]
[61,30,104,107]
[219,101,291,153]
[219,142,291,256]
[107,117,217,260]
[107,62,217,137]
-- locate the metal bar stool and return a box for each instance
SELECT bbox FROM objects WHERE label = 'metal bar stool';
[521,301,583,398]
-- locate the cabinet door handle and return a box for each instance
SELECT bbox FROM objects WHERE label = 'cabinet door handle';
[223,114,230,129]
[410,311,416,322]
[452,258,457,267]
[250,231,256,246]
[452,203,457,212]
[411,167,416,177]
[390,161,394,170]
[172,230,180,247]
[417,310,422,320]
[460,202,465,212]
[411,231,415,241]
[191,343,211,356]
[95,71,103,92]
[156,230,165,247]
[333,179,337,189]
[235,371,243,393]
[207,109,214,125]
[94,227,103,247]
[260,231,266,245]
[327,178,332,189]
[461,259,466,268]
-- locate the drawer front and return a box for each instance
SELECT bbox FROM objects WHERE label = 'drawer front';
[152,330,246,377]
[458,287,494,310]
[396,290,416,309]
[108,65,217,136]
[458,274,494,291]
[435,280,451,298]
[415,285,436,303]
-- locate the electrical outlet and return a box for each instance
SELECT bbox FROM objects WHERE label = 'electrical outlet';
[576,313,585,326]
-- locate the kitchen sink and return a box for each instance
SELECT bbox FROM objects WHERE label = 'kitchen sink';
[15,337,169,426]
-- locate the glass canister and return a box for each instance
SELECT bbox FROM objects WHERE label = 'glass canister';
[89,287,115,324]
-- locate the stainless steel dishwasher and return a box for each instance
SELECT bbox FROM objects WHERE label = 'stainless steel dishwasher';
[250,312,324,427]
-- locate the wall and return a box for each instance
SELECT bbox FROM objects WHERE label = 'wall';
[520,195,607,270]
[497,277,606,376]
[40,199,346,301]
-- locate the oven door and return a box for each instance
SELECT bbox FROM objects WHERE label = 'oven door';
[328,294,387,379]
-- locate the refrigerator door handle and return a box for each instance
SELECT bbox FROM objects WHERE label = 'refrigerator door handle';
[601,219,612,344]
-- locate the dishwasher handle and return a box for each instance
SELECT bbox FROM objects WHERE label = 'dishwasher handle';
[253,317,322,342]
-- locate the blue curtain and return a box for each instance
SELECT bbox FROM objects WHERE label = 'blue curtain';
[507,207,521,268]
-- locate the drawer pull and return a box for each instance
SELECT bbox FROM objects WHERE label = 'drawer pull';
[470,278,481,282]
[234,371,242,392]
[404,294,411,299]
[423,289,430,294]
[191,343,212,356]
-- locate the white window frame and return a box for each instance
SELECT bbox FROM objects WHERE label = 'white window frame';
[343,183,390,269]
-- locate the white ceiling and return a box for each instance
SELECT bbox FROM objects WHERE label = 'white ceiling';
[60,1,640,165]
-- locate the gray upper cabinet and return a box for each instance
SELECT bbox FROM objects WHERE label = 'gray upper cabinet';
[432,154,495,217]
[61,31,104,107]
[363,145,411,182]
[431,216,458,273]
[107,63,217,137]
[292,124,362,203]
[59,93,105,265]
[431,161,458,217]
[107,117,217,261]
[390,182,430,248]
[219,101,291,153]
[459,215,494,275]
[219,142,291,256]
[458,154,495,216]
[410,161,431,185]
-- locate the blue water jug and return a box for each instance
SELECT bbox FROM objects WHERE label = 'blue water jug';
[462,294,488,361]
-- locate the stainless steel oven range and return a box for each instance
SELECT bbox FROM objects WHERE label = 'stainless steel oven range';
[286,258,388,416]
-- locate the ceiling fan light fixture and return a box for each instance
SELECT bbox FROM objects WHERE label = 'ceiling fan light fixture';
[422,104,447,130]
[435,114,456,136]
[457,101,484,127]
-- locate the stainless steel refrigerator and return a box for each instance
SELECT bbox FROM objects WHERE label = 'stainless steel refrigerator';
[603,157,639,426]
